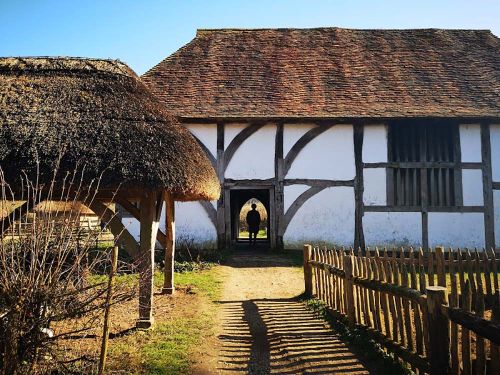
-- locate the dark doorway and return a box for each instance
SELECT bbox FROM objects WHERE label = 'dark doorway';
[229,189,271,245]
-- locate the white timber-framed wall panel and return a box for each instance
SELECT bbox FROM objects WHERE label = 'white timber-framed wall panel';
[362,124,388,163]
[364,212,422,247]
[462,169,484,206]
[225,123,276,180]
[174,201,217,248]
[491,124,500,182]
[284,187,355,248]
[184,123,217,159]
[428,213,485,248]
[283,123,317,156]
[363,169,386,205]
[285,125,355,180]
[459,124,482,162]
[283,184,310,212]
[494,190,500,249]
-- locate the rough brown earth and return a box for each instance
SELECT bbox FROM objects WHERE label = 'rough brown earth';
[193,250,375,374]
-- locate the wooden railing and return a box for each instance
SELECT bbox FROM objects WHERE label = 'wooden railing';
[303,245,500,374]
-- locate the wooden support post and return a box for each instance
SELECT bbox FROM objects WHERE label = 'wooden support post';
[353,123,365,251]
[162,192,175,295]
[344,253,356,327]
[481,123,495,250]
[275,122,285,251]
[435,246,446,287]
[136,190,162,329]
[426,286,450,375]
[216,122,226,250]
[303,244,313,297]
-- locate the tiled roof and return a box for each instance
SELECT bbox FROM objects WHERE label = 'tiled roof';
[142,28,500,119]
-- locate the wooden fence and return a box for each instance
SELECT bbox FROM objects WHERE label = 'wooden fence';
[303,245,500,374]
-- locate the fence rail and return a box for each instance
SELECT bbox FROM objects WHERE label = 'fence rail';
[303,245,500,375]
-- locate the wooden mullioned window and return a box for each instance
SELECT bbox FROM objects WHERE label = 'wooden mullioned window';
[387,121,461,208]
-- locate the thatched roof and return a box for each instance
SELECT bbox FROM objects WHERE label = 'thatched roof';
[142,28,500,119]
[0,57,220,201]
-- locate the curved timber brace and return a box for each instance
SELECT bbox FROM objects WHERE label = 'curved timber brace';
[281,186,327,235]
[223,122,266,173]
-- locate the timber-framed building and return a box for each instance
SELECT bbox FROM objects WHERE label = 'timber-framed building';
[142,28,500,250]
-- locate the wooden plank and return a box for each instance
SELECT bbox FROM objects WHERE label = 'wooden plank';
[435,246,446,287]
[371,250,382,332]
[493,181,500,190]
[482,250,493,301]
[393,250,406,346]
[428,251,435,287]
[283,124,333,175]
[449,248,460,375]
[462,281,472,375]
[401,262,414,351]
[364,161,483,169]
[409,248,424,355]
[363,205,484,213]
[343,253,356,327]
[376,249,390,336]
[475,282,486,375]
[303,245,313,297]
[427,286,450,374]
[491,292,500,374]
[385,250,399,342]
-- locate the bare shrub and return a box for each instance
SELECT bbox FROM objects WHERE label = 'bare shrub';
[0,168,136,374]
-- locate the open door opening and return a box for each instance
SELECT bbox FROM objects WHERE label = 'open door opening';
[229,188,271,246]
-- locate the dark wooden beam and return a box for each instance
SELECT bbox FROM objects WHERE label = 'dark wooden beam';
[493,182,500,190]
[283,179,354,187]
[283,186,327,234]
[115,196,168,247]
[353,123,365,251]
[216,122,225,249]
[199,200,217,228]
[224,178,274,187]
[162,192,175,295]
[364,162,483,169]
[275,122,285,250]
[223,122,265,173]
[283,124,333,176]
[453,124,464,206]
[481,123,495,250]
[364,205,484,213]
[191,134,216,170]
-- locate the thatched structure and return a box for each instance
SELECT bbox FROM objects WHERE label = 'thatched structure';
[0,57,220,327]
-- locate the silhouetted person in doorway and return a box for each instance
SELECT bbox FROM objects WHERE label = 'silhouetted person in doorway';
[246,203,261,246]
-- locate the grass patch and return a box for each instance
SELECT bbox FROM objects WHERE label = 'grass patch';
[106,266,222,374]
[302,297,413,375]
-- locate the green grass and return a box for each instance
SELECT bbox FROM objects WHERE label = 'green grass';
[107,266,222,374]
[238,229,267,239]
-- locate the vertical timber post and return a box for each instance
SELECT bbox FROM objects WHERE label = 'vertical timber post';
[275,122,285,251]
[162,192,175,294]
[216,122,226,250]
[136,189,162,329]
[303,244,313,297]
[426,286,450,375]
[353,123,365,251]
[481,123,495,250]
[343,253,356,327]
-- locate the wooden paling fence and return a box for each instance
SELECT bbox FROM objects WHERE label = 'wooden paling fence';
[302,245,500,375]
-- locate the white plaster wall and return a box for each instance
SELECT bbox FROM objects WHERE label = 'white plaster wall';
[364,212,422,247]
[283,184,310,212]
[175,201,217,246]
[428,213,484,248]
[224,123,247,149]
[363,168,386,205]
[225,123,276,179]
[286,125,355,180]
[283,123,316,156]
[363,125,387,163]
[491,124,500,182]
[284,187,355,247]
[494,190,500,248]
[462,169,483,206]
[184,123,217,159]
[460,124,482,162]
[121,201,217,248]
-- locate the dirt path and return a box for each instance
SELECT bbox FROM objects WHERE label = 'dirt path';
[193,251,375,374]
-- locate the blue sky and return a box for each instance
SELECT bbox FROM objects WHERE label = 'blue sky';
[1,0,498,75]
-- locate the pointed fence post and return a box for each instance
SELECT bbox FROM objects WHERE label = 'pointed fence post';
[303,244,313,297]
[427,285,450,375]
[162,192,176,295]
[343,253,356,327]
